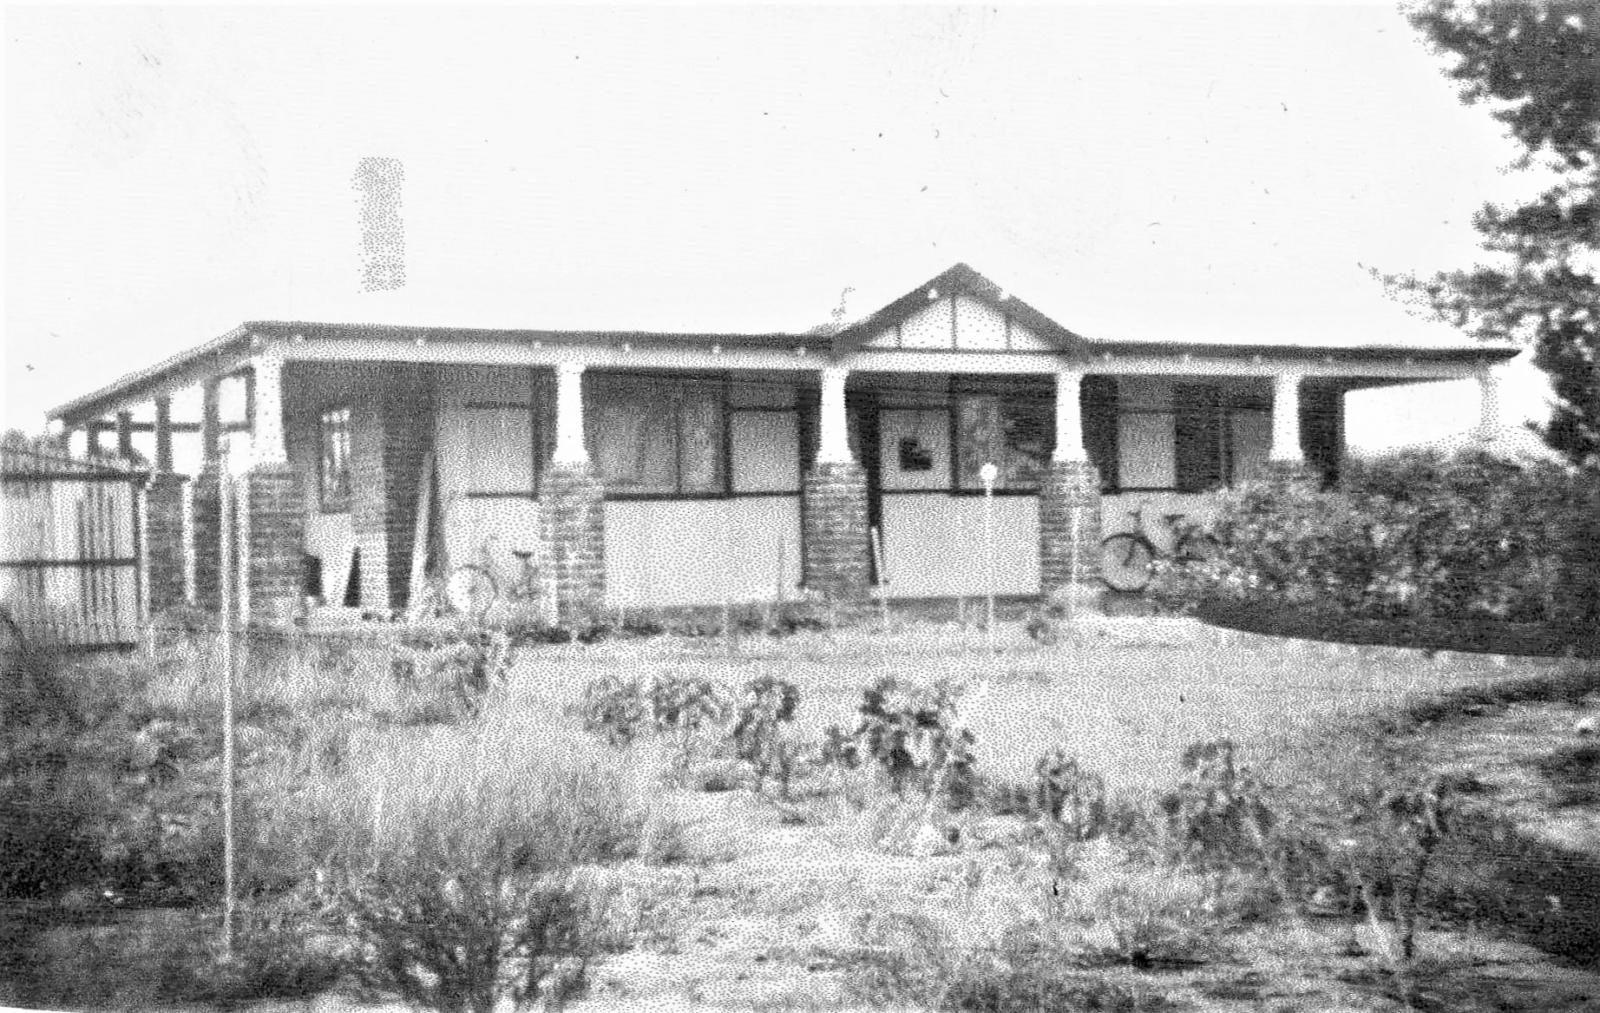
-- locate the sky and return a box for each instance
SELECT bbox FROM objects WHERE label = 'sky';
[1,3,1562,451]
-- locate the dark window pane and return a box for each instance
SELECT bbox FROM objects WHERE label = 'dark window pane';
[1173,383,1225,493]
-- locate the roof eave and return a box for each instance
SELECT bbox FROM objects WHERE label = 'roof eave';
[1081,338,1521,364]
[48,323,256,425]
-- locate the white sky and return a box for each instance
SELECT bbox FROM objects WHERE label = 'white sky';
[1,3,1560,450]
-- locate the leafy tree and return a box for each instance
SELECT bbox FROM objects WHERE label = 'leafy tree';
[1394,2,1598,469]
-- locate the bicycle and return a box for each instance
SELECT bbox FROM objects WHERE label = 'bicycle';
[1098,505,1221,594]
[444,535,549,623]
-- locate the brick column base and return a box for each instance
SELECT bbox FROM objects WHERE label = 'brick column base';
[190,467,222,611]
[145,473,188,614]
[801,461,870,604]
[539,463,606,623]
[241,463,306,629]
[1266,460,1320,489]
[1040,460,1103,603]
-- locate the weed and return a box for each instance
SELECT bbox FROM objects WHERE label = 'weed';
[1033,748,1108,840]
[731,674,803,797]
[576,673,650,747]
[851,676,979,808]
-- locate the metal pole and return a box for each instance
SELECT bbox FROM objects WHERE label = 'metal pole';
[980,463,998,653]
[218,469,236,960]
[1068,503,1081,626]
[869,525,890,636]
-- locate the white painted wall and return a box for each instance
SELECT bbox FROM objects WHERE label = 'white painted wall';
[864,296,1057,352]
[605,497,801,607]
[879,494,1040,598]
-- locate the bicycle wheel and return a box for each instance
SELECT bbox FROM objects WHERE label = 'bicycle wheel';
[1099,533,1156,593]
[445,564,499,621]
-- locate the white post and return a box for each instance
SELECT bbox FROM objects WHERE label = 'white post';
[980,461,998,652]
[817,366,852,464]
[1269,372,1305,464]
[1476,366,1503,443]
[1053,369,1088,463]
[250,350,288,467]
[553,362,589,465]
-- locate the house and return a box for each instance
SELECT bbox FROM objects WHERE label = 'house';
[45,263,1519,624]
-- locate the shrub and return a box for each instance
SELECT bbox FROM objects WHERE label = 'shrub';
[304,719,645,1013]
[851,677,978,808]
[1032,749,1107,841]
[1161,739,1276,875]
[1269,734,1455,963]
[576,674,650,747]
[647,673,731,785]
[730,674,803,796]
[1153,448,1598,628]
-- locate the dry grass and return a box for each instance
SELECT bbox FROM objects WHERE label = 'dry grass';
[32,615,1596,1013]
[496,616,1562,793]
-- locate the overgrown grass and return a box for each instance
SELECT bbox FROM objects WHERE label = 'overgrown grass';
[9,614,1594,1010]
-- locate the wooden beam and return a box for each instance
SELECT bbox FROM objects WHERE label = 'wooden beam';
[116,411,135,459]
[201,378,222,462]
[407,451,436,609]
[154,396,173,472]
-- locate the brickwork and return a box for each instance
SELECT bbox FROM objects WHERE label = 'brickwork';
[350,399,391,610]
[190,466,222,611]
[347,365,436,613]
[801,461,870,603]
[241,463,305,627]
[538,463,606,621]
[1039,460,1103,597]
[144,472,187,614]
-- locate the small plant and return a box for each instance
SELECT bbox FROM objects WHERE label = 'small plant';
[648,673,730,735]
[1162,739,1277,874]
[577,674,650,747]
[648,673,731,785]
[730,674,803,797]
[1314,754,1455,1001]
[1023,609,1059,645]
[818,723,862,770]
[851,677,978,809]
[1032,748,1107,841]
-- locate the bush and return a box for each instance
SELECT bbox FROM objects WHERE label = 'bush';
[303,719,646,1013]
[1160,739,1276,876]
[1032,749,1107,841]
[1265,733,1456,971]
[730,674,803,797]
[577,674,650,747]
[1152,448,1598,627]
[0,647,229,907]
[850,677,978,809]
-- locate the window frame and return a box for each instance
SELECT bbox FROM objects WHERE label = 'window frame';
[587,371,738,501]
[317,404,354,514]
[949,375,1054,496]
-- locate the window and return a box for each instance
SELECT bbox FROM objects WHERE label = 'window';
[954,377,1052,491]
[588,374,727,496]
[1173,383,1229,493]
[319,406,353,512]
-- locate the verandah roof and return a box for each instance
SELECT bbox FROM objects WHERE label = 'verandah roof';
[47,262,1519,426]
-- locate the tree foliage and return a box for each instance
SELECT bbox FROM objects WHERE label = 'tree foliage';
[1397,2,1599,468]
